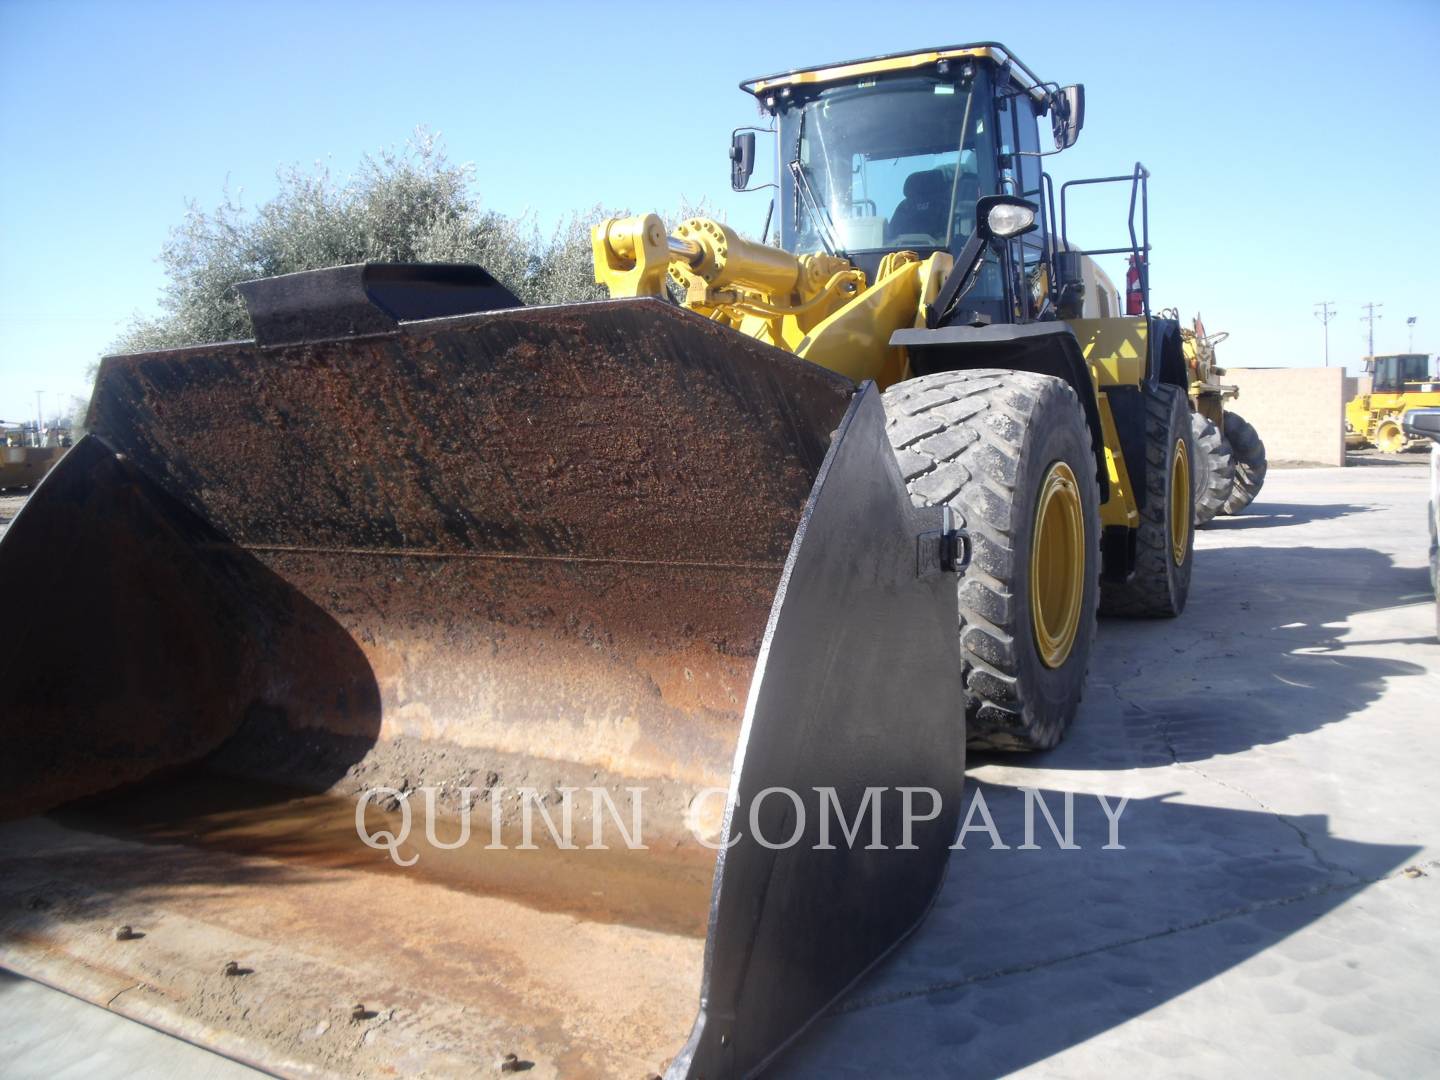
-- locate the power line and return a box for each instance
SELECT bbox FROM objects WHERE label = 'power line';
[1313,301,1336,367]
[1360,302,1383,359]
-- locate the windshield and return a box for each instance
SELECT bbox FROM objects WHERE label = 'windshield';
[1399,355,1431,382]
[777,74,989,256]
[1375,355,1432,390]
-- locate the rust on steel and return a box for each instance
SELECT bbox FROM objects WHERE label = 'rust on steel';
[3,299,854,845]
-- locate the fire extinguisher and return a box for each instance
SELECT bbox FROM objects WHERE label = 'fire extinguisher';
[1125,255,1145,316]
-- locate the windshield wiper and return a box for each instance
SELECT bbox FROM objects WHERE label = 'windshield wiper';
[788,159,842,257]
[789,106,844,258]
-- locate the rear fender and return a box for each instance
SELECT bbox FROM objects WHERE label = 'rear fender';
[1148,315,1189,392]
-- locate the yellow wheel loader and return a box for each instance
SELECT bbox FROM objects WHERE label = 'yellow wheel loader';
[1179,313,1267,522]
[1346,353,1440,453]
[0,43,1193,1078]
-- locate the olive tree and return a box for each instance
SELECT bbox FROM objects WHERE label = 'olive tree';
[111,131,618,354]
[108,130,740,361]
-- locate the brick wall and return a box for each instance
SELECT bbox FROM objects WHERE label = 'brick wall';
[1224,367,1346,467]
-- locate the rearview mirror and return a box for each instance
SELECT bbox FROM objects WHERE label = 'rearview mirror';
[1050,84,1085,150]
[730,131,756,191]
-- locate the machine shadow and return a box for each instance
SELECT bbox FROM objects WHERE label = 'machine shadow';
[771,539,1429,1071]
[1006,544,1432,770]
[1200,501,1368,530]
[779,783,1418,1077]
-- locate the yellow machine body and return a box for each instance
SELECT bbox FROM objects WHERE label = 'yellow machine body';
[1346,355,1440,452]
[593,215,1144,531]
[1180,315,1236,427]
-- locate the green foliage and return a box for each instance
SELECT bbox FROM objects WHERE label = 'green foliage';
[110,130,628,354]
[107,129,751,364]
[526,209,612,308]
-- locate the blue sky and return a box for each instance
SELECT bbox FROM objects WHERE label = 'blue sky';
[1,0,1437,424]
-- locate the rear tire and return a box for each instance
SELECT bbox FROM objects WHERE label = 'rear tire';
[1099,384,1194,618]
[1219,410,1267,514]
[884,369,1100,751]
[1190,412,1234,526]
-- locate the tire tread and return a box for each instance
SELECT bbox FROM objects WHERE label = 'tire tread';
[884,369,1100,750]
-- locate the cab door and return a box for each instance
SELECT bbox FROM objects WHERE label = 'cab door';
[996,85,1050,322]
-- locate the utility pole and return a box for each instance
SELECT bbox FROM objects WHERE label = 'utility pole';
[1360,302,1383,359]
[1313,301,1336,367]
[1408,315,1417,352]
[34,390,43,445]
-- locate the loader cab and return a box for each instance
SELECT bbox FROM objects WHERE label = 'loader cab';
[1371,354,1433,392]
[742,45,1074,326]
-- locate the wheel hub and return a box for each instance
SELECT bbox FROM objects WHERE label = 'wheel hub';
[1031,461,1085,669]
[1377,420,1405,454]
[1170,437,1190,565]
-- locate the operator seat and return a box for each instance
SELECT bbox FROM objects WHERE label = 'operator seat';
[887,168,951,242]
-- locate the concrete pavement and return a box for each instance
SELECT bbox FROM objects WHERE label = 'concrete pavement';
[1,464,1435,1077]
[0,970,263,1079]
[780,463,1440,1076]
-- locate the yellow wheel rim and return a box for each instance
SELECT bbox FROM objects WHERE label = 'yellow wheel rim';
[1170,438,1190,566]
[1030,461,1085,669]
[1377,420,1404,453]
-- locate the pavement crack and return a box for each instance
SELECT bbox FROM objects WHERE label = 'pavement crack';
[1113,683,1363,882]
[1270,811,1365,881]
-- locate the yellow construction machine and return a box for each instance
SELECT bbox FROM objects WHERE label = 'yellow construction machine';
[1179,314,1267,521]
[1346,353,1440,452]
[0,43,1195,1078]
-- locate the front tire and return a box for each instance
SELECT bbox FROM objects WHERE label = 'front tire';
[1100,384,1194,618]
[884,369,1100,751]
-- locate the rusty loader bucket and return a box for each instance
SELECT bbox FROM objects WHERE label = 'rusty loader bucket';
[0,265,965,1077]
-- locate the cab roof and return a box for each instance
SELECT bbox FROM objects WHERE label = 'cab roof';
[740,42,1051,100]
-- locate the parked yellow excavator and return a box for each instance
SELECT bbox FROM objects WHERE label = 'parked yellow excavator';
[0,43,1195,1078]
